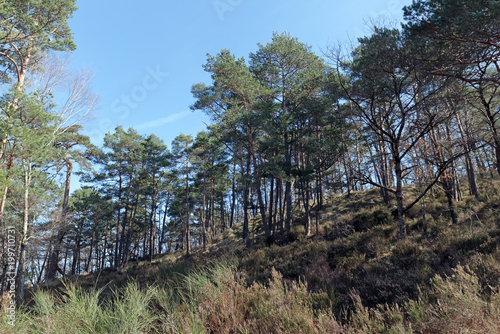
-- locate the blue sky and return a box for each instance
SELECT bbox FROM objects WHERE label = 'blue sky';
[68,0,413,149]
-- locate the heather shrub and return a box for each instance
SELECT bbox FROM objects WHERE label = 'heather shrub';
[349,292,411,333]
[288,224,306,241]
[351,207,393,232]
[406,265,500,333]
[158,263,340,333]
[327,237,362,271]
[390,240,424,270]
[325,220,354,240]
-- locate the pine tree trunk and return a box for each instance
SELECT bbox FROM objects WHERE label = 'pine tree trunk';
[220,196,225,232]
[278,178,284,236]
[304,179,311,236]
[71,226,81,275]
[102,225,108,269]
[243,154,251,247]
[17,161,32,303]
[123,202,138,266]
[479,88,500,176]
[284,133,292,232]
[0,142,16,229]
[456,113,480,198]
[443,178,459,225]
[0,50,31,230]
[114,170,123,267]
[85,229,95,272]
[47,157,73,280]
[268,177,274,237]
[148,175,157,262]
[394,156,406,240]
[230,160,236,228]
[185,154,191,256]
[159,197,169,254]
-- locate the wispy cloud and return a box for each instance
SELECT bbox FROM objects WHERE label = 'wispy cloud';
[135,110,191,130]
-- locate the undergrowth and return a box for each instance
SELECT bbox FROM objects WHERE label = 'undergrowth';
[2,183,500,333]
[1,261,498,333]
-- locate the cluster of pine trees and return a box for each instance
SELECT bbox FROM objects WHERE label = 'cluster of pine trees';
[0,0,499,303]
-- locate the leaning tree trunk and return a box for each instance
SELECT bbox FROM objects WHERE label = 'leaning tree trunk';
[46,157,73,280]
[230,160,236,228]
[0,52,31,230]
[478,86,500,176]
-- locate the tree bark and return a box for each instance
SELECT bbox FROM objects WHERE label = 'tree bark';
[243,154,251,247]
[230,160,236,228]
[148,171,157,262]
[46,156,72,280]
[284,132,292,232]
[185,153,191,256]
[114,169,123,267]
[17,161,32,303]
[394,155,406,240]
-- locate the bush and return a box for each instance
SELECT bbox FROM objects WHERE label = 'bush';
[326,220,354,240]
[327,238,367,272]
[0,282,158,334]
[358,234,386,259]
[351,207,393,232]
[288,224,306,241]
[407,265,500,333]
[391,240,424,270]
[349,292,410,333]
[451,233,489,255]
[164,264,341,333]
[243,248,268,279]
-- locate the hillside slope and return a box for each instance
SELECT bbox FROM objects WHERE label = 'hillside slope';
[5,183,500,333]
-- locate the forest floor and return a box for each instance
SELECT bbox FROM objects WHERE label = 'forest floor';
[4,180,500,333]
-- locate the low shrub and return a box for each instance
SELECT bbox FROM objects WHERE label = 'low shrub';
[351,207,393,232]
[349,292,410,333]
[451,233,489,255]
[288,224,306,242]
[163,263,341,333]
[407,265,500,333]
[325,220,354,241]
[391,240,424,270]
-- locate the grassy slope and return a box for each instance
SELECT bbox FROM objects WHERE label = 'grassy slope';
[4,181,500,333]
